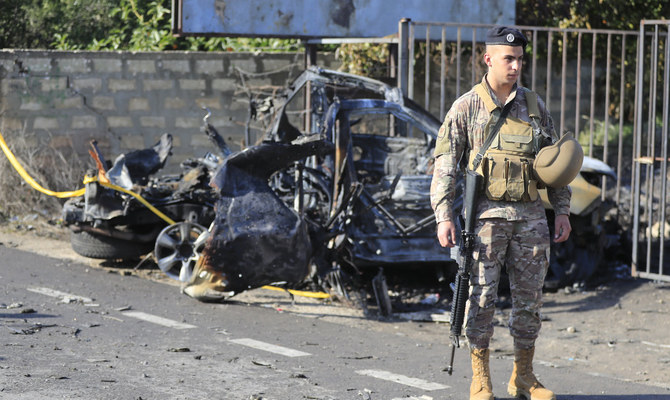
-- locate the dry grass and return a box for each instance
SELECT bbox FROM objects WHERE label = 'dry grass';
[0,128,87,221]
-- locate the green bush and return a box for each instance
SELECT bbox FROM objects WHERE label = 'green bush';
[0,0,303,52]
[577,117,634,149]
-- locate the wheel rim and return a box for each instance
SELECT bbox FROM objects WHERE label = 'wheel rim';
[154,222,209,281]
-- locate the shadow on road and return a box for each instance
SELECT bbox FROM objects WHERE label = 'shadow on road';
[0,312,58,319]
[541,278,647,314]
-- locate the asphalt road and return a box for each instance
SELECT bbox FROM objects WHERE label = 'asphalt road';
[1,245,669,400]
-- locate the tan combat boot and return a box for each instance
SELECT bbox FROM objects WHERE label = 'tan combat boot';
[470,348,494,400]
[507,347,556,400]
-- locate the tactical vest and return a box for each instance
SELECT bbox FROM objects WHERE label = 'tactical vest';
[468,84,543,202]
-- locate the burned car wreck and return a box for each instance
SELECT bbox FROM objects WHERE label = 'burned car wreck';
[62,66,619,307]
[182,68,452,302]
[179,66,618,303]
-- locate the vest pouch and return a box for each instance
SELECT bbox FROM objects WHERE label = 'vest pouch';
[505,160,525,201]
[499,118,534,154]
[484,155,507,201]
[523,160,539,201]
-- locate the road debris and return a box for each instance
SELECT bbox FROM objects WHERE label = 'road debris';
[7,322,57,335]
[167,347,191,352]
[251,360,274,368]
[1,302,23,309]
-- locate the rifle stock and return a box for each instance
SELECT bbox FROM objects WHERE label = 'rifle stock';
[446,170,482,375]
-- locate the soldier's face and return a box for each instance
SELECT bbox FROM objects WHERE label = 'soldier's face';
[484,45,524,87]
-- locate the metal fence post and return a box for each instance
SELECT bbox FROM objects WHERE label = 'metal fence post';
[398,18,411,99]
[632,25,644,277]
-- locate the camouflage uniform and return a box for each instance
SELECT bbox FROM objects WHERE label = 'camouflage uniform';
[430,76,571,350]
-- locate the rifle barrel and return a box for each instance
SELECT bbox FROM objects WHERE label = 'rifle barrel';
[446,343,456,375]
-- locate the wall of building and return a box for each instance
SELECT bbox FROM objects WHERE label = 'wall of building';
[0,50,338,172]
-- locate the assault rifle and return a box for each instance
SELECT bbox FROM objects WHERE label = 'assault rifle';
[446,169,483,375]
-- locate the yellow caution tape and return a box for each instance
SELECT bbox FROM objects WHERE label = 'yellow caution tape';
[261,285,331,299]
[0,129,85,198]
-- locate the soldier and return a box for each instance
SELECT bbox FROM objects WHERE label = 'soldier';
[430,26,581,400]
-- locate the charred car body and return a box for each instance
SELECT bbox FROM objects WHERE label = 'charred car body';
[180,66,618,302]
[183,68,454,302]
[62,66,618,303]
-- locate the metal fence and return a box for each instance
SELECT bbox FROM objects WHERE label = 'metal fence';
[398,20,638,202]
[396,20,670,282]
[632,20,670,281]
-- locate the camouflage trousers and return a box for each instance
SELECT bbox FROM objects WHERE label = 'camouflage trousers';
[465,217,550,350]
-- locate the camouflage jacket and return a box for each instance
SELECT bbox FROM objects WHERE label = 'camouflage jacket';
[430,75,572,223]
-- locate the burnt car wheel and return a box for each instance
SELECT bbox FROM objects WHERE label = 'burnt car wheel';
[70,230,154,260]
[154,222,208,281]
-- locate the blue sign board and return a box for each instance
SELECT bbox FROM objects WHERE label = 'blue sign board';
[174,0,515,39]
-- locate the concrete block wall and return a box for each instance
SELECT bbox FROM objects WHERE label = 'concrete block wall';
[0,50,338,174]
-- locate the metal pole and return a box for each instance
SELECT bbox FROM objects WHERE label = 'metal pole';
[560,30,568,135]
[409,22,416,100]
[575,32,583,141]
[305,42,317,67]
[630,33,640,219]
[389,42,397,79]
[589,33,597,157]
[425,25,431,111]
[398,18,410,98]
[531,29,537,92]
[304,42,317,134]
[546,31,553,112]
[440,27,446,120]
[472,29,477,86]
[602,33,612,200]
[616,34,627,207]
[456,27,462,98]
[659,24,670,274]
[645,25,660,274]
[632,28,644,277]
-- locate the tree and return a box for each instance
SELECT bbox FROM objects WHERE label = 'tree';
[0,0,117,49]
[516,0,669,30]
[0,0,302,52]
[517,0,668,131]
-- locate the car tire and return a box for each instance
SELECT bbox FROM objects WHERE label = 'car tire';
[70,230,154,260]
[154,222,208,281]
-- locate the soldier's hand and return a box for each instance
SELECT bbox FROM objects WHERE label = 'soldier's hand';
[437,220,458,248]
[554,214,572,243]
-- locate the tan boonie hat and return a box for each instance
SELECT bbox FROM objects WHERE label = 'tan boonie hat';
[533,132,584,188]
